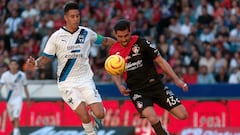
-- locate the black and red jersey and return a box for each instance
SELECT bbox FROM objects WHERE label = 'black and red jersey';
[109,36,163,91]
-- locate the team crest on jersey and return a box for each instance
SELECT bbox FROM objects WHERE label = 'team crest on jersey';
[136,101,143,109]
[132,44,140,54]
[75,29,88,44]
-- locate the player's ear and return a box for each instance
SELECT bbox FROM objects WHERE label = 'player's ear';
[64,14,67,22]
[113,31,117,38]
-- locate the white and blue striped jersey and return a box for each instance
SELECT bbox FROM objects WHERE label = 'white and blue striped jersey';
[43,26,104,82]
[0,71,27,103]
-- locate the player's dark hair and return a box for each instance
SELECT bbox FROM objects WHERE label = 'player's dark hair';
[64,2,79,14]
[114,19,131,32]
[10,59,18,64]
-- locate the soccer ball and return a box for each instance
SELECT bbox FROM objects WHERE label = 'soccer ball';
[104,54,125,75]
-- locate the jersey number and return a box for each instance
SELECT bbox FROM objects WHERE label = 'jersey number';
[166,96,180,107]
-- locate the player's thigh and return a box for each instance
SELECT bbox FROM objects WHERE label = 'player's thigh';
[7,102,22,120]
[89,102,105,118]
[154,86,188,119]
[142,106,159,124]
[129,92,153,115]
[59,80,102,112]
[75,102,92,123]
[155,86,182,111]
[80,79,102,105]
[58,82,82,110]
[169,104,188,120]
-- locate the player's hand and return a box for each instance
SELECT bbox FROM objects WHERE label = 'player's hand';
[26,56,36,67]
[175,80,188,92]
[118,85,131,96]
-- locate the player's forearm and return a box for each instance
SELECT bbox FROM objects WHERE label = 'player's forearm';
[112,75,122,89]
[102,37,116,47]
[157,57,180,82]
[35,56,51,68]
[24,87,30,100]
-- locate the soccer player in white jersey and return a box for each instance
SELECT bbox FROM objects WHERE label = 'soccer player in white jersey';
[26,2,115,135]
[0,59,30,135]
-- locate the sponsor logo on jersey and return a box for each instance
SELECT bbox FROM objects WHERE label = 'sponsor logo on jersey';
[126,60,143,71]
[133,94,142,101]
[67,45,81,50]
[64,54,83,59]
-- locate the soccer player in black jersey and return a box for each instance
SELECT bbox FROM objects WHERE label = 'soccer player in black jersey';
[109,19,189,135]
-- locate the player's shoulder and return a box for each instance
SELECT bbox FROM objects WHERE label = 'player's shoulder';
[48,28,63,39]
[53,27,67,35]
[1,71,10,77]
[18,71,25,75]
[137,36,150,46]
[78,26,98,36]
[16,71,26,77]
[78,26,92,32]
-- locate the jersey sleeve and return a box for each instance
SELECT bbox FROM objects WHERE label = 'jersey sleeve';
[42,33,56,58]
[141,38,160,59]
[86,27,104,45]
[0,73,5,85]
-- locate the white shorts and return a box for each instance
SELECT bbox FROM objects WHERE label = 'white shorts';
[7,101,22,121]
[58,79,102,110]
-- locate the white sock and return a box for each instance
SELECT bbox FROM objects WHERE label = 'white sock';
[13,128,20,135]
[82,122,97,135]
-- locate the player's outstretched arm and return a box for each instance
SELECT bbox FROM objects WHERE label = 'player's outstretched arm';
[112,75,130,96]
[154,55,188,92]
[102,37,116,47]
[26,56,52,69]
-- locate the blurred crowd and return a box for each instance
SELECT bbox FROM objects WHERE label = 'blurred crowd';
[0,0,240,84]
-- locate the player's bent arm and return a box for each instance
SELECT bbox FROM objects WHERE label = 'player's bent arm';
[102,37,116,47]
[111,75,130,96]
[154,56,179,81]
[154,55,188,91]
[112,75,122,89]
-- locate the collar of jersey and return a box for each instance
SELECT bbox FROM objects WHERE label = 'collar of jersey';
[61,26,79,34]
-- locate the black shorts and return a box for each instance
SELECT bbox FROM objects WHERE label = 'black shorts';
[129,84,182,114]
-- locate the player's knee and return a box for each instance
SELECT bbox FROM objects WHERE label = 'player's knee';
[178,111,188,120]
[146,115,159,124]
[80,115,91,123]
[93,111,105,119]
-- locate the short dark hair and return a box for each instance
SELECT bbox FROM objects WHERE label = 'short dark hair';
[64,2,79,14]
[9,59,19,65]
[114,19,131,32]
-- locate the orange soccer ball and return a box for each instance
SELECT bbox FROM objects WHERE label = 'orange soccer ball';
[104,54,125,75]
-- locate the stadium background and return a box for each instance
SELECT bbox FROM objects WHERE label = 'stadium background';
[0,0,240,134]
